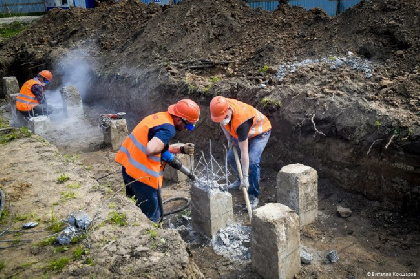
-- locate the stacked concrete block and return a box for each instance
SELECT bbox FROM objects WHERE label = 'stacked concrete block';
[252,203,300,279]
[103,119,128,151]
[277,164,318,227]
[191,184,233,237]
[2,76,20,99]
[60,86,83,118]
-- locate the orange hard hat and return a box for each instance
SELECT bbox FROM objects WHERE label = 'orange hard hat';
[38,70,52,82]
[210,96,229,123]
[168,99,200,124]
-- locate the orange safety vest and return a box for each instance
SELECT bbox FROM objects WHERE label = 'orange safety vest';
[16,79,42,112]
[115,111,174,189]
[223,98,272,140]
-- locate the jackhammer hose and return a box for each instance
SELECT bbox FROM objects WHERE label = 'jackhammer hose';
[0,187,4,216]
[162,197,190,217]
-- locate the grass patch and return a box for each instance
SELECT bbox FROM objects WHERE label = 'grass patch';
[18,261,37,269]
[63,153,80,163]
[70,233,87,244]
[56,174,70,184]
[180,208,191,217]
[260,64,269,73]
[0,261,5,271]
[73,246,89,260]
[0,125,32,144]
[37,236,56,246]
[47,220,66,233]
[67,182,81,189]
[145,228,158,240]
[46,207,65,233]
[54,246,69,253]
[60,191,77,201]
[0,210,9,224]
[109,211,127,226]
[15,212,37,222]
[45,257,70,272]
[260,97,282,110]
[0,22,30,39]
[0,12,45,18]
[209,76,221,83]
[84,257,94,266]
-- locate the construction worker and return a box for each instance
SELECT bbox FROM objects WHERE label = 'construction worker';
[16,70,53,118]
[115,99,200,222]
[210,96,271,209]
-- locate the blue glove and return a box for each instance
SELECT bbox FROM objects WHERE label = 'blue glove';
[161,150,175,162]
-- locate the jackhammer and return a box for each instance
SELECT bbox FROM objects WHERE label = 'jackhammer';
[162,150,197,181]
[166,156,197,181]
[100,112,126,133]
[100,112,126,119]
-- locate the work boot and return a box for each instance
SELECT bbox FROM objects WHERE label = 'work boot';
[228,178,241,190]
[249,195,259,209]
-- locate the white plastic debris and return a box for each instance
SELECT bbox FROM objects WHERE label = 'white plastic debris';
[57,226,77,245]
[22,222,38,229]
[69,210,91,230]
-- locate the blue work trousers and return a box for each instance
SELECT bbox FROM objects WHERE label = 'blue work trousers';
[228,130,271,198]
[122,166,161,223]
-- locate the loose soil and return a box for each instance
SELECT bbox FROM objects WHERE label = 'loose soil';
[0,0,419,278]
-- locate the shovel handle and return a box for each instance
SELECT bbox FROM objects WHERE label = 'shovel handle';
[232,147,252,221]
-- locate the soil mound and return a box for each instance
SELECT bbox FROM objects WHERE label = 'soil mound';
[1,0,419,74]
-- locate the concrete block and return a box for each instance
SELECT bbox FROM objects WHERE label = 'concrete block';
[110,119,128,151]
[191,184,233,237]
[60,86,83,118]
[252,203,300,279]
[28,115,50,134]
[2,77,20,98]
[9,93,27,128]
[277,164,318,227]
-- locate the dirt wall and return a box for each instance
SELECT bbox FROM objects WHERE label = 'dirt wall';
[81,67,419,215]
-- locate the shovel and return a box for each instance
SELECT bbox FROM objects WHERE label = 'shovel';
[232,146,252,222]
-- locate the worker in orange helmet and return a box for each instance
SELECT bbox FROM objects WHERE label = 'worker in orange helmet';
[16,70,53,118]
[210,96,272,209]
[115,99,200,222]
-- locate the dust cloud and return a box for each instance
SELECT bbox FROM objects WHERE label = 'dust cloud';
[39,48,104,151]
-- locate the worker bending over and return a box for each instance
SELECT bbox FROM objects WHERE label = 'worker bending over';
[115,99,200,222]
[210,96,271,209]
[16,70,53,118]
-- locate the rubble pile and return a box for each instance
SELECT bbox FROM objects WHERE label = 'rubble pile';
[211,223,251,262]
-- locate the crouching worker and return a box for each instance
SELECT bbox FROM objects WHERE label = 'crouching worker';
[210,96,271,209]
[115,99,200,223]
[16,70,53,118]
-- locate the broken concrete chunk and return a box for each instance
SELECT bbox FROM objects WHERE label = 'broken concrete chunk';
[327,249,339,263]
[300,249,313,264]
[2,76,19,98]
[337,206,352,218]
